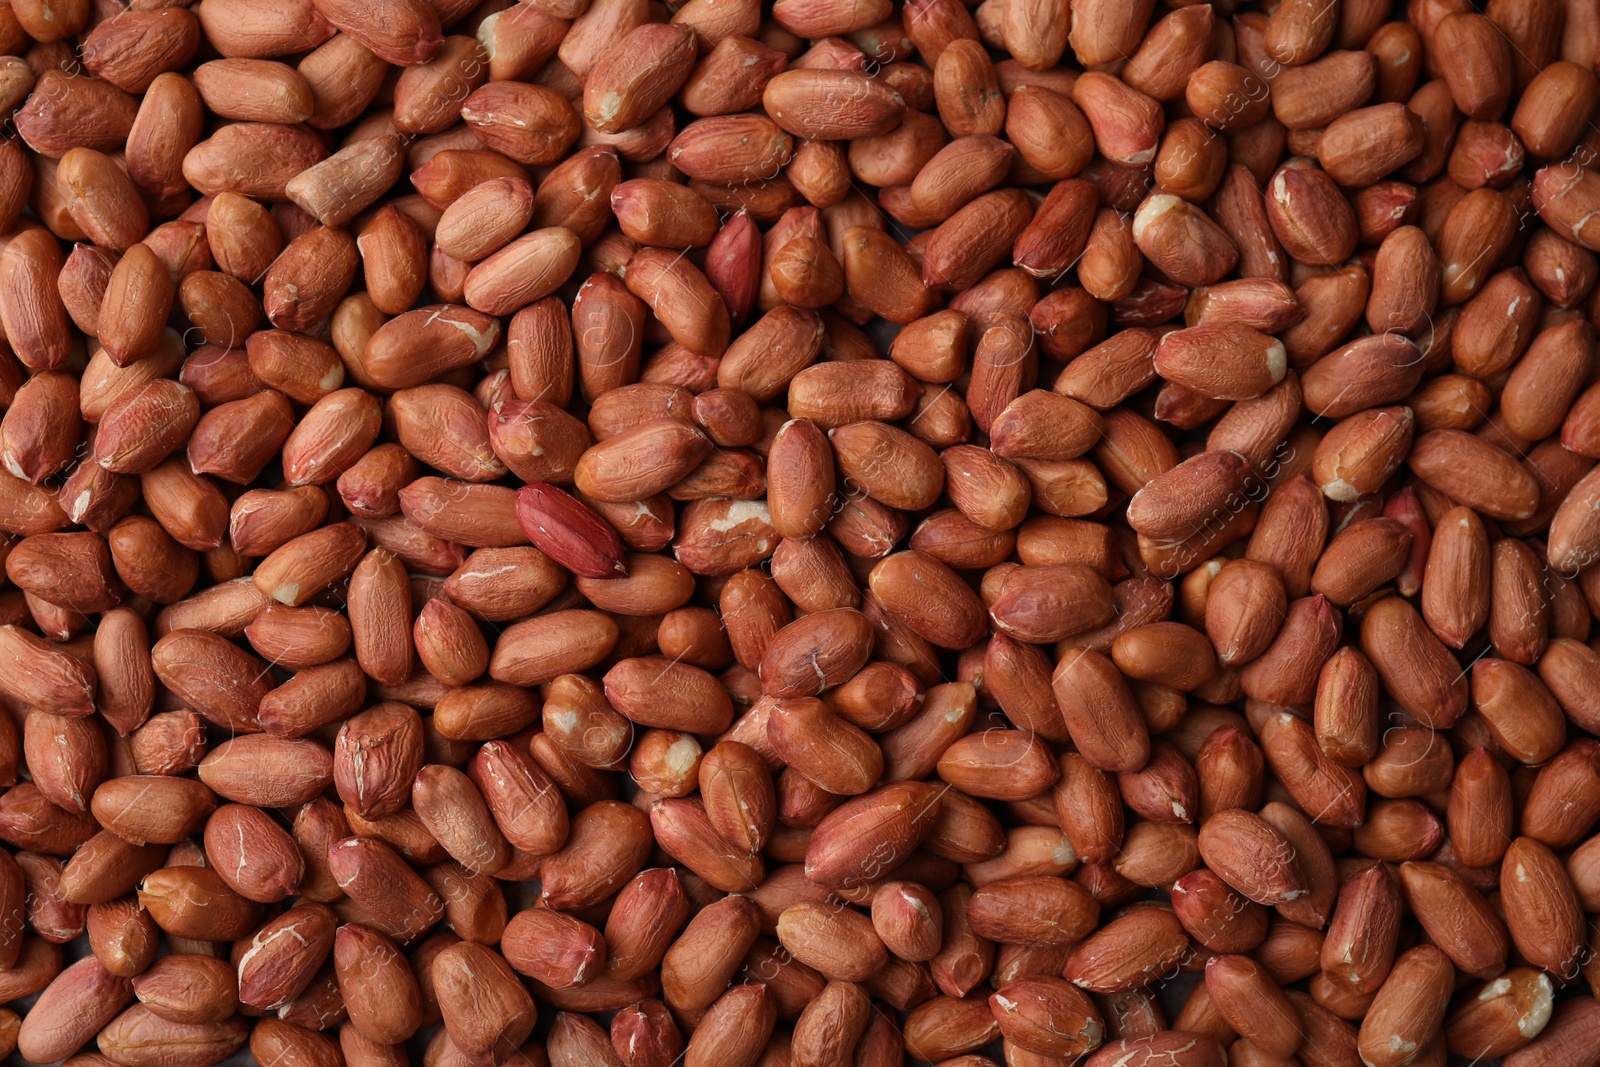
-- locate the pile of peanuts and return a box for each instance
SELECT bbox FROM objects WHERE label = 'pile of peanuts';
[5,0,1600,1065]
